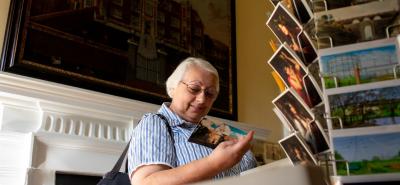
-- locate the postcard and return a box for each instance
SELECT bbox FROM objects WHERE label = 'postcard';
[269,0,281,6]
[312,0,351,12]
[279,132,317,165]
[267,3,303,57]
[298,31,318,66]
[331,125,400,176]
[332,175,400,185]
[273,88,314,133]
[273,107,295,136]
[273,89,328,154]
[270,0,297,19]
[292,0,313,24]
[270,0,313,24]
[327,80,400,129]
[307,61,323,89]
[268,44,322,107]
[319,37,399,89]
[188,118,247,149]
[273,107,289,127]
[302,120,330,154]
[311,104,328,131]
[304,74,323,107]
[314,1,399,46]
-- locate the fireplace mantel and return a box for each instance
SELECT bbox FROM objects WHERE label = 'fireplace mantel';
[0,72,269,185]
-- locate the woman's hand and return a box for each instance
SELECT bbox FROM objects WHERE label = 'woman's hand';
[207,131,254,171]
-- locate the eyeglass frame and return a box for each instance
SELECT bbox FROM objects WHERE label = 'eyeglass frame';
[180,81,218,100]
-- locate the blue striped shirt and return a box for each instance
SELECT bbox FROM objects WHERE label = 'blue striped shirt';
[127,103,257,179]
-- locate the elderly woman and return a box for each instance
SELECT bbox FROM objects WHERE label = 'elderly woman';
[128,57,257,184]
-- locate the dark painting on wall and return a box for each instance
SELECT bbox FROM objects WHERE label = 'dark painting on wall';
[1,0,238,120]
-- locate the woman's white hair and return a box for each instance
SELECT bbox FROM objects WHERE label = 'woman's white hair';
[166,57,219,98]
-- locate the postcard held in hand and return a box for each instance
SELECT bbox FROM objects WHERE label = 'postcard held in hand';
[188,118,247,149]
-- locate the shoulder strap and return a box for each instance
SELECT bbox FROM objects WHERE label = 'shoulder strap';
[110,113,173,173]
[155,113,174,141]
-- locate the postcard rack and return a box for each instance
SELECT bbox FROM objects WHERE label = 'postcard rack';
[266,0,400,184]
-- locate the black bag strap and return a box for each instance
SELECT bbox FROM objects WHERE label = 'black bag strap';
[111,113,172,173]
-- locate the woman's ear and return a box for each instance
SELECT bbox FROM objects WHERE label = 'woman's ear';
[169,88,175,98]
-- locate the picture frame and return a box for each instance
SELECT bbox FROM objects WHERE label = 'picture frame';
[0,0,238,120]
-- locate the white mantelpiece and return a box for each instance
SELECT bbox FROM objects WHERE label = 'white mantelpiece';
[0,72,270,185]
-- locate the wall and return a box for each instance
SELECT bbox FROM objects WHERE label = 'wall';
[0,0,10,53]
[236,1,282,142]
[0,0,282,142]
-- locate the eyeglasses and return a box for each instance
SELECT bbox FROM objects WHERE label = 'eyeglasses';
[180,81,218,99]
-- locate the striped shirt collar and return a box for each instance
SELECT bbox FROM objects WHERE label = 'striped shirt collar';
[158,102,199,129]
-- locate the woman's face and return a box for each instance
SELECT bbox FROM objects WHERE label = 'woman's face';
[289,104,297,114]
[169,66,218,123]
[278,23,289,35]
[294,147,304,160]
[285,66,294,76]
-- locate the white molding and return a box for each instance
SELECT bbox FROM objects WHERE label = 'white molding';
[0,167,28,185]
[0,131,34,168]
[35,132,126,155]
[0,132,33,185]
[0,72,159,116]
[38,102,134,142]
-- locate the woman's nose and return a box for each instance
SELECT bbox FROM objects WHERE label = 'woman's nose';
[195,91,206,102]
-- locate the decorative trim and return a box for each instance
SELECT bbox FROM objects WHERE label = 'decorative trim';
[35,132,126,155]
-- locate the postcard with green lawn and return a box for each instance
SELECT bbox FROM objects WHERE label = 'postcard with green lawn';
[188,118,247,149]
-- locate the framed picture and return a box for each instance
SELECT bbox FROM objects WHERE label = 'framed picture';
[1,0,238,120]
